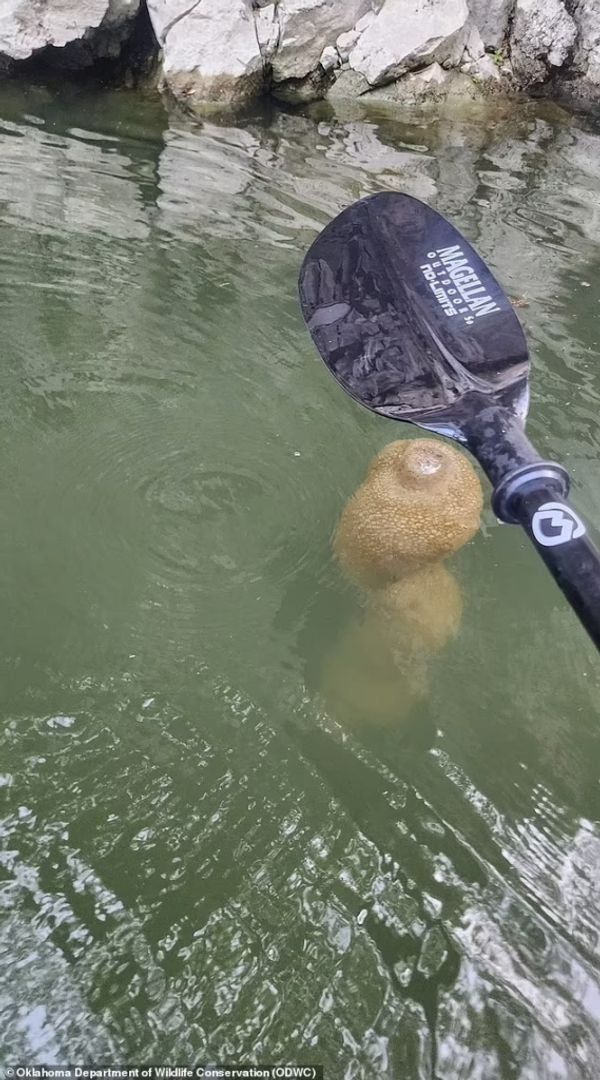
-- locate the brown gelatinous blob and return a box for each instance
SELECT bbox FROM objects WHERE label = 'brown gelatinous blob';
[333,438,483,590]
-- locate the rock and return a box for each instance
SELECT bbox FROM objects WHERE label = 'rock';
[336,11,377,62]
[467,0,514,50]
[363,62,488,104]
[0,0,140,65]
[0,0,594,111]
[271,65,334,103]
[336,32,359,64]
[271,0,379,82]
[147,0,265,106]
[349,0,470,87]
[146,0,197,45]
[570,0,600,85]
[549,0,600,108]
[327,65,371,99]
[463,24,486,61]
[471,54,504,82]
[319,45,340,72]
[255,2,280,63]
[510,0,577,86]
[461,26,507,82]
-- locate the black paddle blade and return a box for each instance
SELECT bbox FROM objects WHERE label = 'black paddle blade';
[299,192,530,440]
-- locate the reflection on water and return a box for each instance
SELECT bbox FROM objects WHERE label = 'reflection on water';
[0,83,599,1076]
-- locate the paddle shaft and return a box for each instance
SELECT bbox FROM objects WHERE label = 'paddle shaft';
[515,488,600,649]
[464,406,600,649]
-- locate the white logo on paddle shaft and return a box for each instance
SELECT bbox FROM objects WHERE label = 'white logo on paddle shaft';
[419,244,502,325]
[532,503,586,547]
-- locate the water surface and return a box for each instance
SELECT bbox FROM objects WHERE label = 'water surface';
[0,82,600,1077]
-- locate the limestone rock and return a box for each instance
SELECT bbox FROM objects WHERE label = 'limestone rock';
[467,0,514,50]
[364,62,489,105]
[270,65,333,103]
[319,45,340,72]
[349,0,471,87]
[570,0,600,85]
[463,24,486,62]
[0,0,140,63]
[368,60,450,100]
[327,65,371,99]
[470,54,504,82]
[147,0,265,106]
[336,11,377,62]
[0,0,595,110]
[271,0,379,82]
[510,0,577,86]
[255,3,280,63]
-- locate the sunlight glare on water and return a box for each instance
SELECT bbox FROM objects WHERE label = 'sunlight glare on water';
[0,82,599,1077]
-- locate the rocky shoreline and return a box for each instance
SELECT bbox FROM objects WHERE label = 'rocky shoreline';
[0,0,599,114]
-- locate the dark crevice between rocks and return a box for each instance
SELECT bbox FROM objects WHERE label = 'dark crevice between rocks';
[504,0,518,56]
[270,65,338,105]
[3,2,160,91]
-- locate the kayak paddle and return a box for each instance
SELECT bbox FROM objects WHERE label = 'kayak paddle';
[298,192,600,650]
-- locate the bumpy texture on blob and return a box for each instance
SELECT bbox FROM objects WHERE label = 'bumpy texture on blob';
[333,438,483,589]
[321,438,483,729]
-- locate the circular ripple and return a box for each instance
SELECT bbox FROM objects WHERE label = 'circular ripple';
[138,446,318,593]
[67,401,344,617]
[139,463,266,524]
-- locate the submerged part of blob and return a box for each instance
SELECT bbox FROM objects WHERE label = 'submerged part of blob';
[369,562,463,653]
[321,562,462,729]
[333,437,483,590]
[320,610,429,730]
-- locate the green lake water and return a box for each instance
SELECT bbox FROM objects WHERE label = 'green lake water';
[0,81,600,1077]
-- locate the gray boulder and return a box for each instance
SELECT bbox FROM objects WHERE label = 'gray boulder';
[146,0,265,105]
[363,61,489,105]
[467,0,515,50]
[0,0,140,65]
[255,3,280,64]
[348,0,471,87]
[336,12,377,63]
[510,0,577,86]
[570,0,600,85]
[271,0,380,82]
